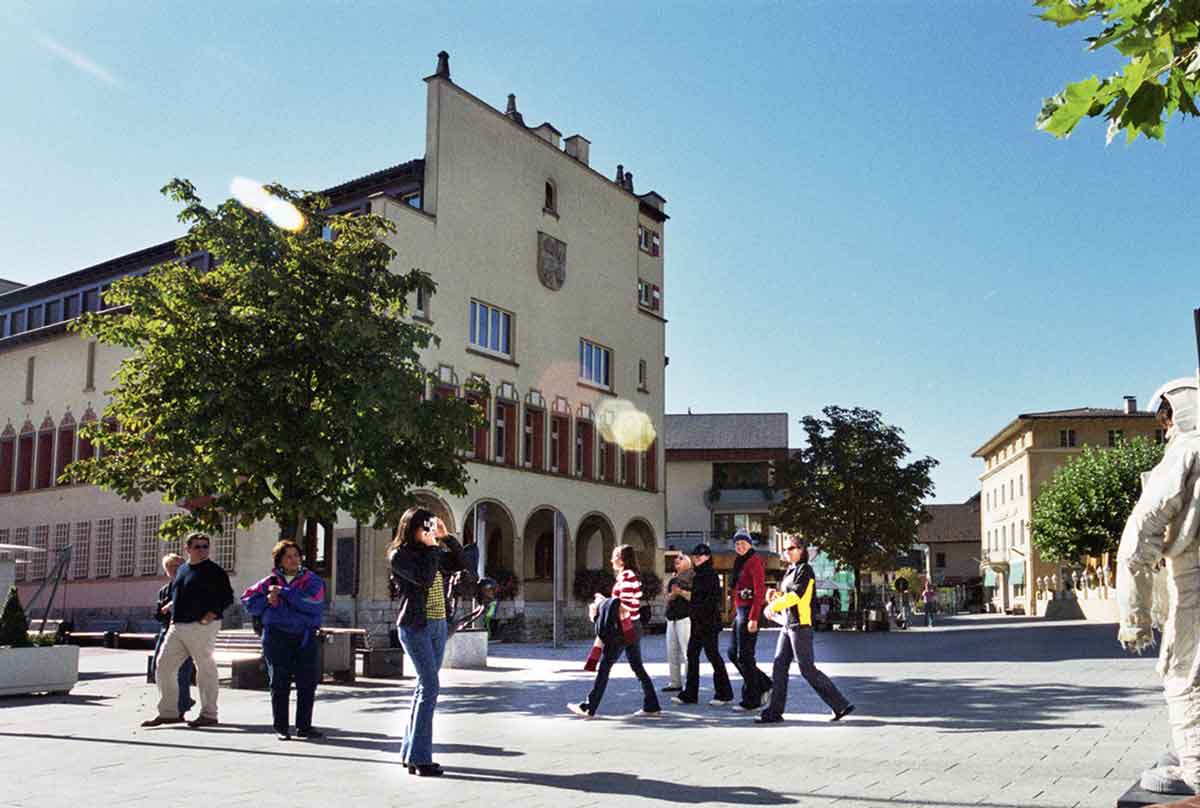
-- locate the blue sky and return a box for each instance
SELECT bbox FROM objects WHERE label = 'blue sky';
[1,1,1193,503]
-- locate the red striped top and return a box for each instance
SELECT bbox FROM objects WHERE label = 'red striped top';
[611,568,642,620]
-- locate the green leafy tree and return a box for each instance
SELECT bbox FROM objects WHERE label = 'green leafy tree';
[0,586,32,648]
[1035,0,1200,142]
[772,406,937,627]
[66,179,482,541]
[1031,436,1164,563]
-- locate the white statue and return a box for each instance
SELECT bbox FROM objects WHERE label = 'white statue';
[1116,376,1200,795]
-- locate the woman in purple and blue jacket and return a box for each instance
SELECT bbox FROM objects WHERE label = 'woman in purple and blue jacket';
[242,539,326,741]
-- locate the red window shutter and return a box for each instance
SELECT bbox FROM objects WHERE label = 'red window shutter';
[555,416,569,474]
[644,439,657,491]
[0,439,13,494]
[35,431,54,489]
[474,399,489,459]
[55,426,75,483]
[77,420,95,462]
[15,433,33,491]
[580,422,594,480]
[531,410,544,471]
[504,403,517,467]
[625,449,638,487]
[604,440,616,482]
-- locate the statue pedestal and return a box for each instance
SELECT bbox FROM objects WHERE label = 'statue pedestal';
[1117,781,1198,806]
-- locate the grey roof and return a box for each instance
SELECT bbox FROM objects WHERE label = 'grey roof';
[664,412,788,451]
[919,493,981,544]
[1017,407,1154,419]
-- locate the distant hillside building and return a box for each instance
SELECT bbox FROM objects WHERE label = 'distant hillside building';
[918,493,982,612]
[972,398,1159,616]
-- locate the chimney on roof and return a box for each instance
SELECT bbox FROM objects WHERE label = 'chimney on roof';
[505,94,525,125]
[1124,395,1137,414]
[615,164,624,185]
[624,171,634,192]
[564,134,590,166]
[434,51,450,79]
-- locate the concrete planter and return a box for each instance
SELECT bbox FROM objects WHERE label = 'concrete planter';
[0,645,80,696]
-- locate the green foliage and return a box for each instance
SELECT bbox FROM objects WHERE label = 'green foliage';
[772,406,937,615]
[1031,436,1164,562]
[640,569,663,602]
[0,586,32,648]
[31,633,58,647]
[573,568,616,602]
[66,179,483,540]
[1035,0,1200,142]
[893,566,921,593]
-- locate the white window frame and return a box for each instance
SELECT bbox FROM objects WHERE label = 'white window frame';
[469,300,513,359]
[578,338,612,390]
[94,518,113,577]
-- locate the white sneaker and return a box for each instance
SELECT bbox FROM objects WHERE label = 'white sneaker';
[731,703,752,712]
[633,709,662,717]
[760,691,771,707]
[709,698,733,706]
[568,702,594,720]
[671,696,695,705]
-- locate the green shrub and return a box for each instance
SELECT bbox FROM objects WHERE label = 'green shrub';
[573,568,615,603]
[0,586,32,648]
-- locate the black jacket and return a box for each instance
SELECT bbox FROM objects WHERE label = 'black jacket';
[155,582,173,628]
[776,562,816,627]
[389,536,464,629]
[688,559,723,636]
[171,559,234,624]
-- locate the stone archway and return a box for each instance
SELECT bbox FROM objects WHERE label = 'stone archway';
[621,517,658,572]
[462,499,517,582]
[522,506,568,603]
[575,512,616,574]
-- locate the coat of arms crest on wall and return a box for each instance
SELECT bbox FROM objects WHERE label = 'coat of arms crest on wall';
[537,232,566,291]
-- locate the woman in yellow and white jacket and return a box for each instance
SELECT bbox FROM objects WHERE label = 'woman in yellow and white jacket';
[757,539,854,724]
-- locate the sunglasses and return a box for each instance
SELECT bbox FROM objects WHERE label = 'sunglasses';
[191,544,210,550]
[786,545,804,552]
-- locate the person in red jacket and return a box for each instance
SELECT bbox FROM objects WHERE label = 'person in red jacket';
[728,529,772,711]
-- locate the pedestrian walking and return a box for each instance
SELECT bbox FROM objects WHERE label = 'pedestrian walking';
[150,553,195,719]
[140,532,233,728]
[569,544,661,718]
[673,543,734,706]
[662,552,694,692]
[728,528,772,711]
[922,582,937,627]
[388,507,465,777]
[241,539,327,741]
[757,539,854,725]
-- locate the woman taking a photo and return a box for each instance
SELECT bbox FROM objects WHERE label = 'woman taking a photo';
[388,507,464,777]
[241,539,327,741]
[569,543,661,718]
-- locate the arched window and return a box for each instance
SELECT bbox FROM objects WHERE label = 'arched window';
[15,420,35,492]
[534,532,553,579]
[55,413,76,485]
[0,424,14,494]
[34,415,54,489]
[487,528,503,574]
[544,181,557,214]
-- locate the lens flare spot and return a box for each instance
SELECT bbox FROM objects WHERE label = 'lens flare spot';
[230,176,305,232]
[596,398,656,452]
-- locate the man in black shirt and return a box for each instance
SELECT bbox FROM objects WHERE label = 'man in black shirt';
[141,532,233,728]
[672,544,734,706]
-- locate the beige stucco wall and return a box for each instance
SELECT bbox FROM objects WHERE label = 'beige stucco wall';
[665,460,712,538]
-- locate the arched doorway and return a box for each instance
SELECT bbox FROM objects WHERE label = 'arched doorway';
[575,512,616,574]
[522,506,568,603]
[621,517,658,571]
[463,500,516,584]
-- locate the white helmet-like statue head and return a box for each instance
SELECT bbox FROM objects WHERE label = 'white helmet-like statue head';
[1150,376,1200,437]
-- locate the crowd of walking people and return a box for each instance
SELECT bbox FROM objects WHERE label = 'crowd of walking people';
[140,514,861,777]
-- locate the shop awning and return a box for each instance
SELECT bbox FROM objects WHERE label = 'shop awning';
[983,568,996,587]
[1009,560,1025,586]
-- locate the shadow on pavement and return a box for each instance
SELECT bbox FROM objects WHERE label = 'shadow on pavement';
[0,692,116,707]
[443,765,793,804]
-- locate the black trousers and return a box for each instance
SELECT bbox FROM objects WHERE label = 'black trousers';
[728,605,772,707]
[586,628,659,715]
[263,628,319,731]
[682,628,733,702]
[763,624,849,720]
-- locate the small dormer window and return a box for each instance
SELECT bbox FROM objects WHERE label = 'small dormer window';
[544,180,557,215]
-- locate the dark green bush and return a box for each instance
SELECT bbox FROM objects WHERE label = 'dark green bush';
[0,586,32,648]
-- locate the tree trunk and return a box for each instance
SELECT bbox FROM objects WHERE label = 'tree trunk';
[276,512,303,541]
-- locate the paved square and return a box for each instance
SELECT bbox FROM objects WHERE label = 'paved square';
[0,615,1168,807]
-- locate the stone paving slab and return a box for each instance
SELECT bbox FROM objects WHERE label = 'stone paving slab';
[0,616,1173,808]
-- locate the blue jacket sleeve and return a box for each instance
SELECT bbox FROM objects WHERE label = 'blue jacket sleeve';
[281,572,326,626]
[241,574,273,617]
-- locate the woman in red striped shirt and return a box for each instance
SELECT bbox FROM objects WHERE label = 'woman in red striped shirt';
[569,544,662,718]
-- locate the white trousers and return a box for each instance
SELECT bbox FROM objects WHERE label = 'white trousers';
[157,621,220,719]
[666,617,691,687]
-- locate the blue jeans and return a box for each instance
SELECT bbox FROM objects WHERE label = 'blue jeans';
[399,618,447,766]
[585,623,660,715]
[153,627,195,715]
[728,605,772,708]
[263,628,319,731]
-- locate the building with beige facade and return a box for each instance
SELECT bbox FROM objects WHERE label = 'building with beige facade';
[917,493,983,613]
[0,52,668,643]
[972,398,1159,616]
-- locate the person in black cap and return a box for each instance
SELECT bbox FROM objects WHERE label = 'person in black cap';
[672,543,734,706]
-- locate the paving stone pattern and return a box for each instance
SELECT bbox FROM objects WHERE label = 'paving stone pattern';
[0,615,1169,808]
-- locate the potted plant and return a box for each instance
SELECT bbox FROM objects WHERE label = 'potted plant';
[0,586,80,696]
